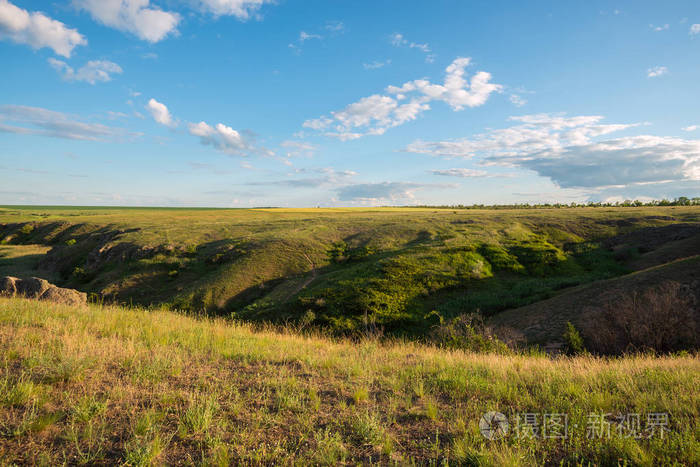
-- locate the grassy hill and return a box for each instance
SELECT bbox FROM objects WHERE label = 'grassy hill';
[2,205,699,342]
[0,298,698,465]
[489,255,700,350]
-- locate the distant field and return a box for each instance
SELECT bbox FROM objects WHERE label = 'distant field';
[0,298,697,465]
[1,205,699,347]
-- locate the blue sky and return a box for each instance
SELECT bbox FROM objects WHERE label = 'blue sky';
[1,0,699,207]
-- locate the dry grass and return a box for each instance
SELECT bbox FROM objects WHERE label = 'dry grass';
[0,297,698,465]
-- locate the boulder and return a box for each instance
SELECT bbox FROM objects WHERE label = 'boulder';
[1,275,87,306]
[0,276,18,296]
[15,277,52,298]
[38,287,87,307]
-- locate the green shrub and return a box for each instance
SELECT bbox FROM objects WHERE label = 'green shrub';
[563,321,585,355]
[477,244,524,273]
[431,313,511,354]
[20,224,34,235]
[72,267,89,282]
[327,241,347,262]
[508,239,566,276]
[65,239,77,246]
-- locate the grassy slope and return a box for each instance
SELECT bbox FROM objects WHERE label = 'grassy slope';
[2,206,699,336]
[488,255,700,347]
[0,298,698,465]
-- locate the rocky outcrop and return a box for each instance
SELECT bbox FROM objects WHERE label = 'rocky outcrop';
[0,276,87,306]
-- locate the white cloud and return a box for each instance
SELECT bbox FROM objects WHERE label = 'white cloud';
[0,0,86,57]
[647,66,668,77]
[48,58,122,84]
[324,20,344,33]
[690,24,700,35]
[299,31,321,42]
[146,98,175,127]
[518,136,700,188]
[683,125,698,132]
[0,104,130,141]
[336,182,425,203]
[404,114,638,159]
[649,23,669,31]
[280,140,316,158]
[188,120,267,156]
[245,167,356,189]
[304,57,501,140]
[390,32,433,61]
[509,94,527,107]
[363,59,391,70]
[289,29,323,53]
[404,113,700,189]
[195,0,268,19]
[390,32,430,52]
[431,168,489,178]
[73,0,180,43]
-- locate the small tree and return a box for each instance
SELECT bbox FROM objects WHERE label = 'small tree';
[563,322,585,355]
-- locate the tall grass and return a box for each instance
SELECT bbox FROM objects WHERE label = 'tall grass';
[0,297,698,464]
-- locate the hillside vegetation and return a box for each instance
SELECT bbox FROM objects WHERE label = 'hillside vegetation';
[0,298,698,465]
[1,206,699,346]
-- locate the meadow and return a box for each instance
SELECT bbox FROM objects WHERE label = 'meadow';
[0,297,698,465]
[1,205,698,344]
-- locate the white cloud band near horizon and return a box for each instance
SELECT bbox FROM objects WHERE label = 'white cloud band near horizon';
[404,113,700,190]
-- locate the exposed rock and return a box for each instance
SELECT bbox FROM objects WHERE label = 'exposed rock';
[0,276,18,296]
[0,276,87,306]
[39,287,87,307]
[15,277,52,298]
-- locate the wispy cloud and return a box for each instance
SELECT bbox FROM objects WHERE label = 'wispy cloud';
[649,23,669,32]
[363,59,391,70]
[0,104,133,141]
[324,20,344,33]
[390,32,433,62]
[289,30,323,53]
[647,66,668,77]
[48,58,123,84]
[430,168,489,178]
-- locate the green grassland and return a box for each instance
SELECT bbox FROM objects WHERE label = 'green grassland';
[1,205,699,341]
[0,298,698,465]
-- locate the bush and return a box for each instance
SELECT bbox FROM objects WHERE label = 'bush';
[72,267,89,282]
[509,239,566,276]
[430,313,511,354]
[327,241,347,262]
[478,244,524,273]
[563,321,585,355]
[583,281,698,354]
[65,239,77,246]
[20,224,34,235]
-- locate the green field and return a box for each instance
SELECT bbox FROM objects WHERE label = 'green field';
[1,205,699,347]
[1,205,699,464]
[0,298,697,465]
